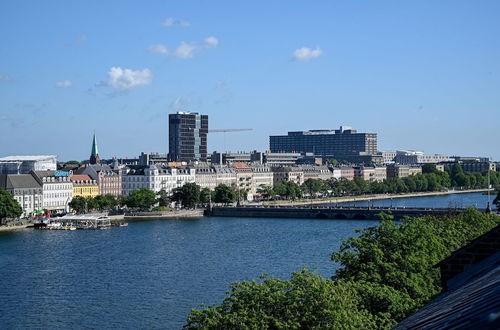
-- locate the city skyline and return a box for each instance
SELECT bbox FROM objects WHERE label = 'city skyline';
[1,1,499,160]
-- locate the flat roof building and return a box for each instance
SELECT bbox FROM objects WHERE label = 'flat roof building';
[270,126,377,162]
[169,112,208,162]
[0,155,57,174]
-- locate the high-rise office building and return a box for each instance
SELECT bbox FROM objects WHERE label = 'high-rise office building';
[169,112,208,162]
[270,126,378,163]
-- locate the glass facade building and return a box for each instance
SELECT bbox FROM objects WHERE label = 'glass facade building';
[270,126,377,159]
[169,112,208,162]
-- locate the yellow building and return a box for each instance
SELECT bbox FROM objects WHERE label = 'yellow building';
[70,174,99,197]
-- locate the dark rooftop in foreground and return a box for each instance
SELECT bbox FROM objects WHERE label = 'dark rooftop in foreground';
[395,225,500,330]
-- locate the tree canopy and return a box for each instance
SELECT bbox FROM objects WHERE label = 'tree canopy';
[171,183,201,209]
[214,184,237,205]
[124,187,157,209]
[184,209,500,328]
[0,189,23,220]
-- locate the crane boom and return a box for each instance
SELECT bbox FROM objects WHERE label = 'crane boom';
[208,128,253,133]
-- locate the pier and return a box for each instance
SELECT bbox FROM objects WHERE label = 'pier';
[205,205,480,220]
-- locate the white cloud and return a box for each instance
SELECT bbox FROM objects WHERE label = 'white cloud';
[148,44,168,55]
[173,42,197,59]
[0,74,12,81]
[162,18,190,27]
[204,36,219,48]
[292,46,324,61]
[54,80,73,88]
[104,67,152,91]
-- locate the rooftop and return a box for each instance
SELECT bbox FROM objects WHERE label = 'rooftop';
[0,155,57,161]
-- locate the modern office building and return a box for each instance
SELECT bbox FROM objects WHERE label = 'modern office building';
[270,126,378,163]
[0,155,57,174]
[169,112,208,162]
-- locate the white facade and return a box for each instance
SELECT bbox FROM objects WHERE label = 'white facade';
[394,151,453,164]
[194,166,217,190]
[40,176,73,211]
[0,174,44,217]
[331,168,342,180]
[214,166,237,187]
[251,164,274,191]
[122,165,196,195]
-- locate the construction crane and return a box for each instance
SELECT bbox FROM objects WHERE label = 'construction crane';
[208,128,253,133]
[208,128,253,151]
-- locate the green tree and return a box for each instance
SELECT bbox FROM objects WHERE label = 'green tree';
[274,181,302,200]
[171,183,201,209]
[65,160,81,166]
[157,189,171,207]
[86,196,99,211]
[302,179,323,197]
[94,194,118,211]
[421,164,438,174]
[125,187,157,209]
[257,185,274,200]
[69,196,87,214]
[214,184,237,205]
[185,269,378,329]
[199,188,212,205]
[332,209,500,321]
[0,189,23,220]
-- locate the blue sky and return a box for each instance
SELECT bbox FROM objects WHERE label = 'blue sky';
[1,0,499,161]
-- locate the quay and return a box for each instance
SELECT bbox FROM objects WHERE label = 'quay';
[205,205,481,220]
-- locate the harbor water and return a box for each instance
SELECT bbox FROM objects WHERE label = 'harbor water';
[0,192,494,329]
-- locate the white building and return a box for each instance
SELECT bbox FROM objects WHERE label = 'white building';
[31,171,73,212]
[0,155,57,174]
[214,166,237,187]
[394,151,453,165]
[272,166,305,186]
[379,151,397,164]
[193,164,218,190]
[122,165,196,195]
[0,174,43,217]
[250,164,274,191]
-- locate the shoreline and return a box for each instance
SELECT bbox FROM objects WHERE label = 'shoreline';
[261,188,493,207]
[0,224,31,232]
[124,209,204,220]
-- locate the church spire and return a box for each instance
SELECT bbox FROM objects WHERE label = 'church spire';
[90,132,101,165]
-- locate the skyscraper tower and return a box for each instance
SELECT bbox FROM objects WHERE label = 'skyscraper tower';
[169,112,208,162]
[90,132,101,165]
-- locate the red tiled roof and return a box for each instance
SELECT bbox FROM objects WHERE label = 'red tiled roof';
[70,174,92,181]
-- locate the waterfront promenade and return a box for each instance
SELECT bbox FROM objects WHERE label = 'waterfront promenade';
[206,205,475,220]
[262,188,493,207]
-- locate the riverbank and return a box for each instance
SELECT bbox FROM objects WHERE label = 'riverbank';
[124,209,204,220]
[0,224,31,232]
[262,188,493,206]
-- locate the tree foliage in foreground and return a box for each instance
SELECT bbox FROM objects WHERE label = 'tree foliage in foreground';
[0,188,23,219]
[184,209,500,329]
[185,269,378,329]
